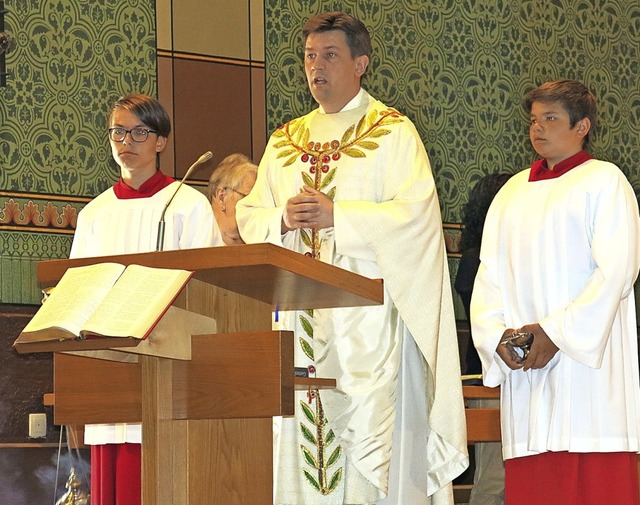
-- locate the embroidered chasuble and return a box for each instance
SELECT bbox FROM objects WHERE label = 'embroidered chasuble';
[237,89,468,505]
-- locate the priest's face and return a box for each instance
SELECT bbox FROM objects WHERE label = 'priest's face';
[304,30,369,113]
[109,108,167,179]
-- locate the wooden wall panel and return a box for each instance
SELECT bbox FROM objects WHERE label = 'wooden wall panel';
[173,58,253,180]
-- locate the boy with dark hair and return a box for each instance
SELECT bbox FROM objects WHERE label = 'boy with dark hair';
[471,79,640,504]
[71,94,214,505]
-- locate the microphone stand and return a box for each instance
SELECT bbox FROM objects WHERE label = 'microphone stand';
[156,151,213,251]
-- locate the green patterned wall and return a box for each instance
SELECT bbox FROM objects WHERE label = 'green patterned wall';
[0,0,156,303]
[265,0,640,223]
[2,0,639,305]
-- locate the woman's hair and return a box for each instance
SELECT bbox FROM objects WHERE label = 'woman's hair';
[460,173,512,251]
[206,153,257,202]
[108,93,171,138]
[302,11,372,59]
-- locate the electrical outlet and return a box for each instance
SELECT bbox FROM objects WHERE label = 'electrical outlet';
[28,413,46,438]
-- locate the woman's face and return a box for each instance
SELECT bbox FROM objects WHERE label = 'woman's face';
[213,171,257,245]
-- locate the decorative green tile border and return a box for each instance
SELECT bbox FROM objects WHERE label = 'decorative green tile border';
[0,231,72,304]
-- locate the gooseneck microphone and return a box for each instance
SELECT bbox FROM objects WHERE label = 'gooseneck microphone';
[155,151,213,251]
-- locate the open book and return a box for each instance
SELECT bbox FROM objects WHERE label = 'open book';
[14,262,194,353]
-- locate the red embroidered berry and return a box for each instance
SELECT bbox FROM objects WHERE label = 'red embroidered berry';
[301,153,309,162]
[321,165,329,173]
[331,140,339,149]
[322,155,330,163]
[332,153,341,161]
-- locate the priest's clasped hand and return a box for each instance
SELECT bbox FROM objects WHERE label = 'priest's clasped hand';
[282,186,334,232]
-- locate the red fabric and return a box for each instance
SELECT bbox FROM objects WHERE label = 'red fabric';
[505,451,639,505]
[528,150,593,182]
[113,170,175,199]
[91,445,115,505]
[91,443,141,505]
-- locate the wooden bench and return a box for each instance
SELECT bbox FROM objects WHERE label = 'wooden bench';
[454,385,501,504]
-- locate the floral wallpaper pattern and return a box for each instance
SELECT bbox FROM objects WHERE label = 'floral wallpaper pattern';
[264,0,640,223]
[0,0,156,303]
[1,0,156,195]
[1,0,639,304]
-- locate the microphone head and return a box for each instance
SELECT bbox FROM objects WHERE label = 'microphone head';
[198,151,213,164]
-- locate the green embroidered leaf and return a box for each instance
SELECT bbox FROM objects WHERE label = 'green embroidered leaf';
[299,314,314,338]
[303,469,321,491]
[289,119,302,138]
[366,109,378,127]
[273,129,285,138]
[277,148,298,159]
[301,444,319,468]
[355,140,379,150]
[319,168,336,190]
[343,147,366,158]
[326,445,342,468]
[369,128,392,138]
[355,114,367,137]
[300,400,316,424]
[300,336,314,360]
[301,127,310,148]
[303,309,314,317]
[295,124,307,143]
[273,140,291,149]
[381,117,404,125]
[300,423,317,445]
[283,152,300,167]
[324,429,335,446]
[326,187,336,201]
[328,468,343,492]
[302,172,314,188]
[341,124,355,145]
[300,228,312,248]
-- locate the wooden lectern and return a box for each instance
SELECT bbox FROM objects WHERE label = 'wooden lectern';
[33,243,383,505]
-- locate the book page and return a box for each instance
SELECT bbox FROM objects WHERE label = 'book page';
[20,263,126,340]
[81,264,193,339]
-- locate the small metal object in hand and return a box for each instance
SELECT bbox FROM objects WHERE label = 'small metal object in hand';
[501,331,534,364]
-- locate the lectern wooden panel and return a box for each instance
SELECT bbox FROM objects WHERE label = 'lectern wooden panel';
[52,330,294,424]
[37,244,384,505]
[172,332,294,420]
[53,354,141,425]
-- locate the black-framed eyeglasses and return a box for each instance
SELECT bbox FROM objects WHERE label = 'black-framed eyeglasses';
[108,127,158,143]
[225,187,248,198]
